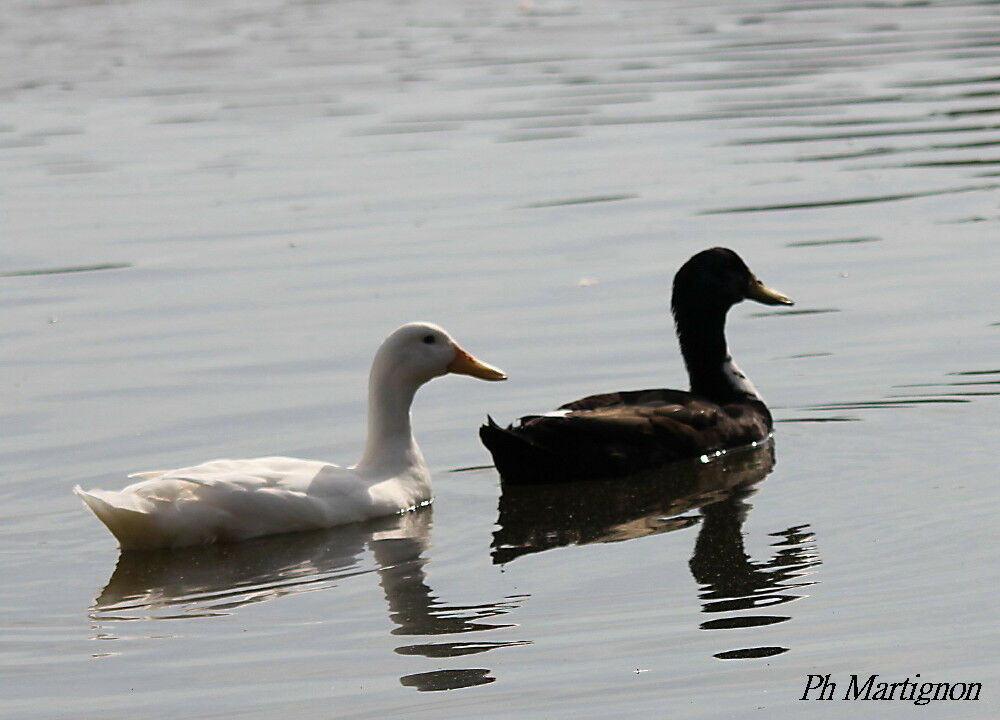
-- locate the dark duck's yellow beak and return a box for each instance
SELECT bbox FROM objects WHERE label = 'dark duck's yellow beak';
[747,275,794,306]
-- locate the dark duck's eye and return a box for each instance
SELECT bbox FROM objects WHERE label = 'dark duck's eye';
[422,334,436,344]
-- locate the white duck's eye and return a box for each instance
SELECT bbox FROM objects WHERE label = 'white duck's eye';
[422,334,436,344]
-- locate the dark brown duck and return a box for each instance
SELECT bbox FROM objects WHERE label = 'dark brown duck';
[479,248,793,484]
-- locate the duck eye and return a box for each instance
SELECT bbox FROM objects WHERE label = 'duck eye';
[422,334,436,344]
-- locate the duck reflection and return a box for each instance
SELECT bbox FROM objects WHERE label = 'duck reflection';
[94,518,381,618]
[493,442,820,659]
[691,490,820,659]
[90,508,526,691]
[373,527,532,676]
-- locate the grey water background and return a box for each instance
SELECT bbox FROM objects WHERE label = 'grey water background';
[2,0,998,717]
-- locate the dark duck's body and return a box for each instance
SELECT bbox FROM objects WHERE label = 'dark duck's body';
[480,248,793,484]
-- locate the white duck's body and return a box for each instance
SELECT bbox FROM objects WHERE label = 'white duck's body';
[75,323,505,549]
[74,456,429,549]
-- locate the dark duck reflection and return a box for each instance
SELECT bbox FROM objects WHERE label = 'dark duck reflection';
[691,491,820,660]
[492,443,820,659]
[91,509,527,691]
[480,248,793,484]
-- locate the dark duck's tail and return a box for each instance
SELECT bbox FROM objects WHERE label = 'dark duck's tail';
[479,416,566,485]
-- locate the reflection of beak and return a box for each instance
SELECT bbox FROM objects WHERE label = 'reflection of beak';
[447,344,507,381]
[747,276,794,306]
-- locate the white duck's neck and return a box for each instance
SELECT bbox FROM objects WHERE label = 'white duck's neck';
[356,358,427,475]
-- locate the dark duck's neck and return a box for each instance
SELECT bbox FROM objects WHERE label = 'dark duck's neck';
[670,248,777,406]
[674,300,759,405]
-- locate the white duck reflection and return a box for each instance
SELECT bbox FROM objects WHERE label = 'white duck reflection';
[492,442,821,660]
[90,508,527,691]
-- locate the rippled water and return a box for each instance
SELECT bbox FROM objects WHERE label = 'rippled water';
[2,0,998,717]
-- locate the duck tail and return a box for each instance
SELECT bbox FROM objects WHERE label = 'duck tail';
[479,416,561,485]
[73,486,157,549]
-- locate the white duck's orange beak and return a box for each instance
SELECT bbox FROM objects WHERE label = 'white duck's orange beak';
[447,343,507,381]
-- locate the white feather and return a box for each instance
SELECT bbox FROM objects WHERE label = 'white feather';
[722,355,762,400]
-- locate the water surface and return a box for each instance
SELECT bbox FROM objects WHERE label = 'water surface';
[2,0,998,717]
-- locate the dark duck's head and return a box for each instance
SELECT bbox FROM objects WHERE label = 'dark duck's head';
[672,247,792,313]
[671,247,793,403]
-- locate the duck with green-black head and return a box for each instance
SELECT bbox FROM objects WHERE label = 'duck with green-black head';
[480,248,793,484]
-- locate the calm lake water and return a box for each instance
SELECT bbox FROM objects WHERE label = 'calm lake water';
[2,0,998,717]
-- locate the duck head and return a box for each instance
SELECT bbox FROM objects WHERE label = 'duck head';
[672,247,793,313]
[376,322,507,386]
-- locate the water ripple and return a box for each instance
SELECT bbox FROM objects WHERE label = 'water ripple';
[702,183,998,214]
[1,263,131,278]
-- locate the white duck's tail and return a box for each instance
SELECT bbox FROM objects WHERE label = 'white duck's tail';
[74,486,159,549]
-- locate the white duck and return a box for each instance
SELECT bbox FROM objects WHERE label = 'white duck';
[74,322,506,549]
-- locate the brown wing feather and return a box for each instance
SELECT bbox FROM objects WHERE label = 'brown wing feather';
[558,388,697,412]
